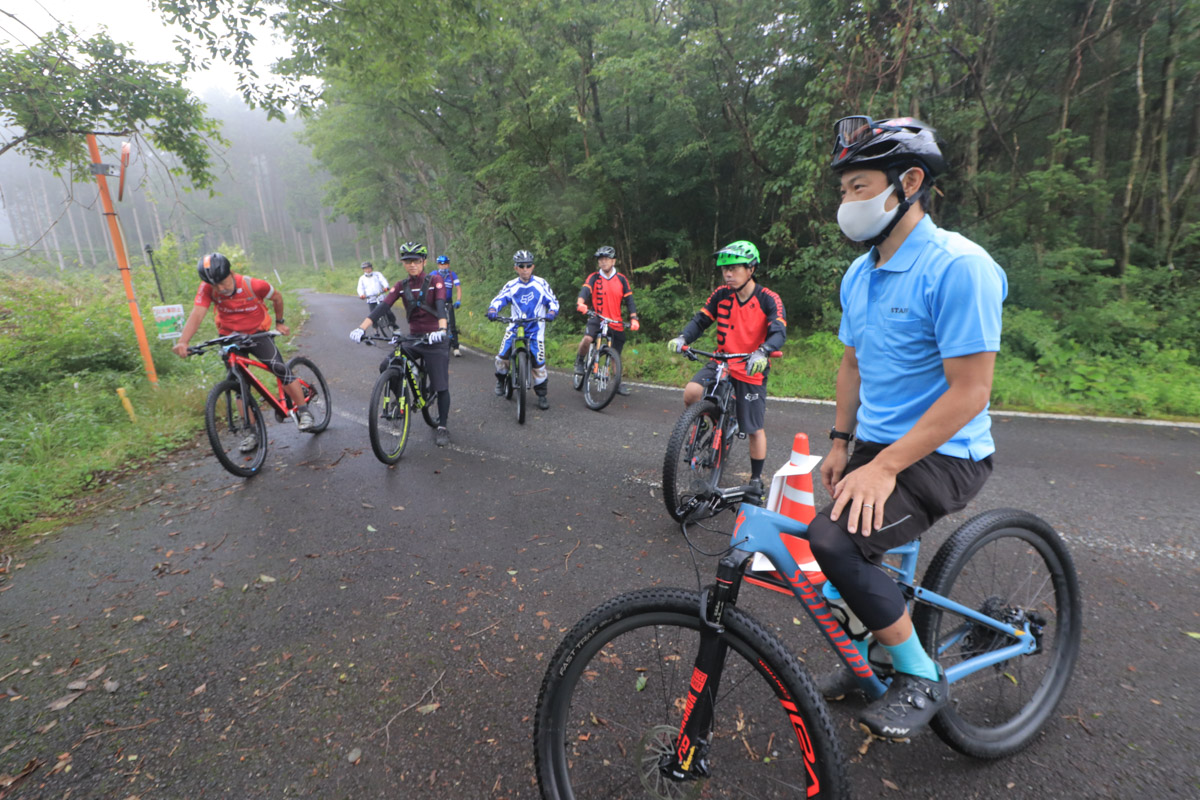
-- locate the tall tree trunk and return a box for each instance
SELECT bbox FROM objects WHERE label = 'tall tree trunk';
[381,229,389,260]
[131,205,149,268]
[253,158,271,234]
[1156,0,1179,261]
[81,197,100,265]
[1119,26,1151,287]
[294,230,306,267]
[370,242,377,261]
[308,231,319,272]
[150,200,166,244]
[65,202,86,267]
[319,211,335,268]
[29,178,57,266]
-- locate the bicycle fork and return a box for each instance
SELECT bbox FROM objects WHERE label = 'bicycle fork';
[661,552,751,782]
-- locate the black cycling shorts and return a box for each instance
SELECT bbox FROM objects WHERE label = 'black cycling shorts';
[814,439,994,561]
[689,362,767,435]
[248,335,293,383]
[379,338,450,394]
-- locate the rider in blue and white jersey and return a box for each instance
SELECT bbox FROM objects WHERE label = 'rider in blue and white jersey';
[486,249,560,409]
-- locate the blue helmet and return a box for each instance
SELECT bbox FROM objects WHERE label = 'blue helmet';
[436,255,449,265]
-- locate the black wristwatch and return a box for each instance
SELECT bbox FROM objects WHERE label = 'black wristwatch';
[829,428,853,442]
[276,318,285,325]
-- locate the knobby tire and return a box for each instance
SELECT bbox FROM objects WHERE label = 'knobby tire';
[583,346,622,411]
[286,356,331,433]
[534,588,849,800]
[912,508,1082,759]
[661,400,725,522]
[204,378,267,478]
[367,367,411,464]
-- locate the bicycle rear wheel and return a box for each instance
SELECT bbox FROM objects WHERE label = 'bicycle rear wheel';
[204,379,267,477]
[515,347,528,424]
[534,588,848,800]
[662,400,724,522]
[913,509,1082,759]
[584,346,622,411]
[286,356,331,432]
[367,367,411,464]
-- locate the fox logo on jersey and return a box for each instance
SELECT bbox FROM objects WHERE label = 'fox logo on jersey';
[519,291,536,306]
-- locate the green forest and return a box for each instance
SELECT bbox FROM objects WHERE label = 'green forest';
[195,0,1200,416]
[2,0,1200,530]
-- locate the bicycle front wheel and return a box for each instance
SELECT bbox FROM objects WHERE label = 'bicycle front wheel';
[286,356,331,432]
[913,508,1082,759]
[534,588,848,800]
[662,400,724,522]
[204,379,267,478]
[584,346,622,411]
[417,368,437,428]
[515,348,528,424]
[367,368,411,464]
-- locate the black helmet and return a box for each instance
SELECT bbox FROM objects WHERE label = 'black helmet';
[398,242,428,260]
[361,261,373,270]
[829,116,946,179]
[594,245,616,259]
[513,249,534,265]
[197,253,232,285]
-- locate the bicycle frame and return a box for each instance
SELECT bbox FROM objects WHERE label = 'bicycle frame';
[664,493,1044,777]
[378,337,432,412]
[221,346,295,418]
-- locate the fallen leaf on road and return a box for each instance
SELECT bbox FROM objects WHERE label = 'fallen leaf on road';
[192,683,206,697]
[35,720,57,734]
[882,778,900,791]
[46,692,82,711]
[86,666,106,681]
[416,702,440,715]
[0,757,43,788]
[1186,631,1200,639]
[367,525,377,532]
[66,680,88,692]
[258,574,276,583]
[104,679,120,693]
[212,579,225,589]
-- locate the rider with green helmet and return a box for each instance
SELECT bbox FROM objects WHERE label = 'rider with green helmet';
[668,239,787,498]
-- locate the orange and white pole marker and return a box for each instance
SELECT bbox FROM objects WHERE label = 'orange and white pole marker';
[87,133,158,385]
[747,433,826,594]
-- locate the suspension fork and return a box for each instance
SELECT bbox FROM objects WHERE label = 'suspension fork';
[662,549,752,781]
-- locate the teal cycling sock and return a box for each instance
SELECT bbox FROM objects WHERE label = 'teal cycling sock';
[852,636,869,661]
[881,629,939,682]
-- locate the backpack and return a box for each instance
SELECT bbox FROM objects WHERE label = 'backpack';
[401,273,441,316]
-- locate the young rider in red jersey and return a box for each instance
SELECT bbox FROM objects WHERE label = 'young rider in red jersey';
[173,253,314,445]
[574,245,639,395]
[668,240,786,498]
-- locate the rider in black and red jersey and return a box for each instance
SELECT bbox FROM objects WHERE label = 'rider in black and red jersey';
[574,245,639,396]
[349,242,453,447]
[668,240,787,497]
[173,253,314,447]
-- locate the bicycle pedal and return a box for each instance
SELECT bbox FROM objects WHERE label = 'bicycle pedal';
[858,723,911,745]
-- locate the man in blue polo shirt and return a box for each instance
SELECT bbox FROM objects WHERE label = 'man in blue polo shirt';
[809,116,1008,741]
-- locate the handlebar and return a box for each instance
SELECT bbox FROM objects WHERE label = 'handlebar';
[586,311,622,325]
[187,331,279,355]
[678,345,782,362]
[491,315,551,324]
[361,331,439,347]
[677,483,765,520]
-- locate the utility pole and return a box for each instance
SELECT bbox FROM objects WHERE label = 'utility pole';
[87,133,158,385]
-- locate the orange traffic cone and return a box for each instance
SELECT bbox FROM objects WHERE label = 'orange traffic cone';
[747,433,826,595]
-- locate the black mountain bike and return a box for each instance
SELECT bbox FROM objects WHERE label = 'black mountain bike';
[360,332,437,464]
[188,332,331,477]
[662,345,777,522]
[491,315,548,425]
[573,311,623,411]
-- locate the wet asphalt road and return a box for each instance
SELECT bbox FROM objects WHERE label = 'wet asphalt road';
[1,291,1198,799]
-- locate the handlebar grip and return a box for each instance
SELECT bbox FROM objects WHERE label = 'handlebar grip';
[768,351,782,358]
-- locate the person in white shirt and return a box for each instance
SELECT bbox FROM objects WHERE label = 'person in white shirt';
[357,262,396,331]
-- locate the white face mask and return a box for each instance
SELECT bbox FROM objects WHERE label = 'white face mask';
[836,169,913,242]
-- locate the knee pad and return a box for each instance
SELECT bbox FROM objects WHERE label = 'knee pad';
[533,365,548,383]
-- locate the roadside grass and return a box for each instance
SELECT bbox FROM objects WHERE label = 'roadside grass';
[0,268,311,536]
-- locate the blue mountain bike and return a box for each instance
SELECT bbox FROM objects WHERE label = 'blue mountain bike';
[534,475,1081,799]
